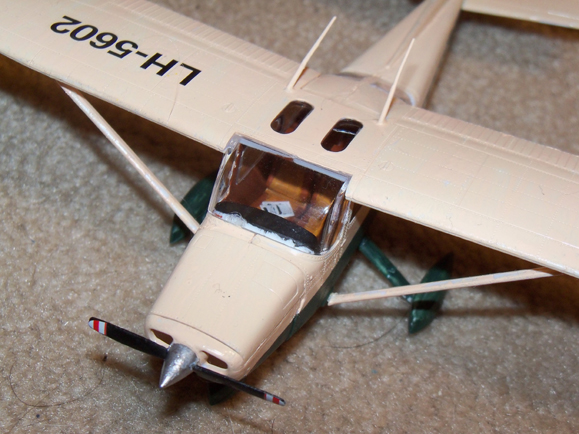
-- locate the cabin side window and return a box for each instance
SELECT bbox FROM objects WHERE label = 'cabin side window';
[270,101,313,134]
[321,119,363,152]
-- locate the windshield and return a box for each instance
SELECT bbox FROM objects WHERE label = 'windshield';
[211,139,349,254]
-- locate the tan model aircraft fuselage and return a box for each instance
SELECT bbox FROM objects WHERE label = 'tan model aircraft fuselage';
[147,185,368,380]
[145,72,409,379]
[144,131,372,379]
[142,51,449,379]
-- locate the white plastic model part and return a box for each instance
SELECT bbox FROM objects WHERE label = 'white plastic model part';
[259,201,295,218]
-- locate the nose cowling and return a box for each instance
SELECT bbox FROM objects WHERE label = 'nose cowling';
[145,217,305,380]
[145,313,245,379]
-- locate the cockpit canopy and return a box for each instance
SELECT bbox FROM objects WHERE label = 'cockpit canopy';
[211,138,350,254]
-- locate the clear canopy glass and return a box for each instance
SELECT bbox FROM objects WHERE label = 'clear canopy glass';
[211,139,350,254]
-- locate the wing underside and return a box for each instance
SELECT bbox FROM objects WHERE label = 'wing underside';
[0,0,300,151]
[348,106,579,278]
[462,0,579,29]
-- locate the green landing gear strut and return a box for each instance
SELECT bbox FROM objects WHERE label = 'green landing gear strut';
[169,173,217,244]
[358,237,453,334]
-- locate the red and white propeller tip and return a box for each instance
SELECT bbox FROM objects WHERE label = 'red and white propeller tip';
[88,318,107,335]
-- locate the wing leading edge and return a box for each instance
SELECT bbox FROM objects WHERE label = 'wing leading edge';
[348,106,579,278]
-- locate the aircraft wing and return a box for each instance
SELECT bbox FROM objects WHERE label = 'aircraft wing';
[0,0,303,152]
[462,0,579,29]
[347,106,579,278]
[2,0,579,279]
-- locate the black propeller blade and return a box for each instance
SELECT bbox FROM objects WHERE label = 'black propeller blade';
[193,364,285,405]
[87,317,285,406]
[89,318,168,359]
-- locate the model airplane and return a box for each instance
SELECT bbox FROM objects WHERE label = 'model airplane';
[1,0,578,407]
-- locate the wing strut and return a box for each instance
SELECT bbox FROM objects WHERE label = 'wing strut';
[286,16,336,91]
[61,85,200,234]
[326,267,559,306]
[378,38,415,124]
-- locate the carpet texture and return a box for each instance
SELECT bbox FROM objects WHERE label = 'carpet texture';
[1,1,579,432]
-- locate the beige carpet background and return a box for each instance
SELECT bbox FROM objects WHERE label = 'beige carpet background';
[1,0,579,432]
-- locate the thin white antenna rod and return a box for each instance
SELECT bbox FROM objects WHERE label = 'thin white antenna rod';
[286,16,337,91]
[326,267,558,306]
[61,85,200,234]
[378,38,415,125]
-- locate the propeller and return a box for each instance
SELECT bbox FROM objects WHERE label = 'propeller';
[88,317,285,406]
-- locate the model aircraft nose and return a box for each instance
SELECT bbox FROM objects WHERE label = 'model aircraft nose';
[145,313,244,378]
[159,343,199,388]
